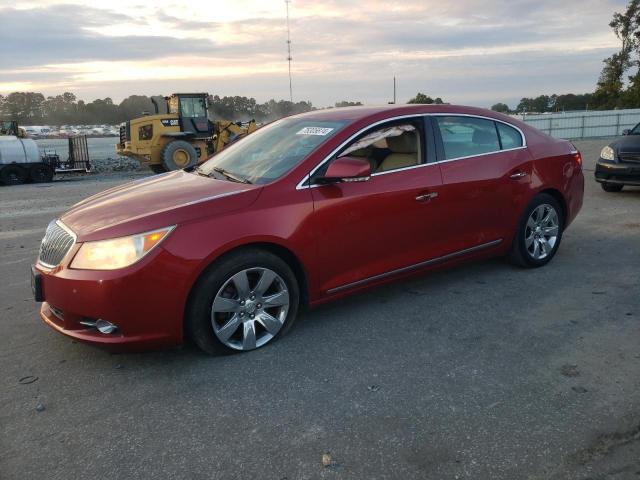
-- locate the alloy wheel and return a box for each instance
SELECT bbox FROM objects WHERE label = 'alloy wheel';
[211,268,290,350]
[525,203,559,260]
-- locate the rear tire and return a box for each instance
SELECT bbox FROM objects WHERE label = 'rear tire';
[29,164,54,183]
[601,182,624,192]
[186,249,300,355]
[508,193,564,268]
[1,165,27,186]
[160,140,198,171]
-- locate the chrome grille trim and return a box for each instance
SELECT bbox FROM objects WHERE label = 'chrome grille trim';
[38,220,77,268]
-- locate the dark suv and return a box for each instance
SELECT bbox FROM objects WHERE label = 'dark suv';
[595,124,640,192]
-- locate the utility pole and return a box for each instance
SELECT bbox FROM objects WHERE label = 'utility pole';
[285,0,293,103]
[389,76,396,104]
[393,76,396,104]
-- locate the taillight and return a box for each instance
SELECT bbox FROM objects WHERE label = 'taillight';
[573,151,582,167]
[569,143,582,168]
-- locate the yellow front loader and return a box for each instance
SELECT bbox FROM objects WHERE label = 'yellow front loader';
[116,93,257,173]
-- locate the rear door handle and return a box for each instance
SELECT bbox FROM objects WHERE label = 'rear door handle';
[510,170,527,179]
[415,192,438,202]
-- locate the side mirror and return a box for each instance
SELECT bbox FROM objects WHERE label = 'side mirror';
[623,129,631,136]
[317,156,371,184]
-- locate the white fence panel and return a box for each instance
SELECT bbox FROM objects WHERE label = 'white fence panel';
[511,108,640,139]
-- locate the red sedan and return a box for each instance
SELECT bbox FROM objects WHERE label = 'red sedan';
[32,105,584,354]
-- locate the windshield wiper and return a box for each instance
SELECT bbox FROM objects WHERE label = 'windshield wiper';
[212,167,252,184]
[193,166,209,177]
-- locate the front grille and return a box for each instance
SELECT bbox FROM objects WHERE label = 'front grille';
[38,221,76,268]
[619,152,640,164]
[119,121,130,145]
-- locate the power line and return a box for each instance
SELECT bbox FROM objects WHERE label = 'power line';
[285,0,293,103]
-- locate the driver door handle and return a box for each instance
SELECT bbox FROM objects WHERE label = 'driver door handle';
[415,192,438,202]
[510,170,528,179]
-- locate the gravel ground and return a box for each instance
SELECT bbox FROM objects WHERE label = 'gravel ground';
[0,137,639,479]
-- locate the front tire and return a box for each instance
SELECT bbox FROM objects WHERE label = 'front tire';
[160,140,198,171]
[186,249,300,355]
[1,165,27,185]
[508,193,564,268]
[601,182,624,192]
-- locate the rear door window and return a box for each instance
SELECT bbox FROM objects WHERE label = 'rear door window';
[435,116,501,160]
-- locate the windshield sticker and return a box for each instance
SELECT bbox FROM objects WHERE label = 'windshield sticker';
[296,127,334,136]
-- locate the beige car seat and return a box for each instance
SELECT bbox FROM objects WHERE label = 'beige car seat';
[378,131,419,172]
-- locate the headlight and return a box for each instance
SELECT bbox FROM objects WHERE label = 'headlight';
[600,145,616,161]
[70,226,174,270]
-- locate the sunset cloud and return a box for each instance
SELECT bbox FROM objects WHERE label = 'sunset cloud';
[0,1,627,107]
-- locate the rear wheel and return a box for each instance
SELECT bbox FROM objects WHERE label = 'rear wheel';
[508,193,563,268]
[1,165,27,186]
[160,140,198,171]
[29,164,54,183]
[601,182,624,192]
[186,249,300,355]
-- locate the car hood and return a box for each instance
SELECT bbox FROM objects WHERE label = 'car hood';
[611,135,640,153]
[60,171,261,241]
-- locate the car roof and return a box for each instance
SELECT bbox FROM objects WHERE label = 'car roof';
[293,104,519,125]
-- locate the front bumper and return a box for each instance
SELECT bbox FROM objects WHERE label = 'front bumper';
[33,247,191,351]
[595,158,640,186]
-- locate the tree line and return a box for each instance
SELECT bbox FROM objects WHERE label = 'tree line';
[492,0,640,114]
[0,91,319,125]
[0,90,448,126]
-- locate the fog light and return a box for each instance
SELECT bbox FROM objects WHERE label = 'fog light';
[96,319,118,334]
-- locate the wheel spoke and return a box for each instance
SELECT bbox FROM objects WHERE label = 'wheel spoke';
[527,216,536,229]
[262,290,289,308]
[255,269,276,297]
[543,225,559,236]
[216,315,241,342]
[535,205,546,222]
[232,270,251,298]
[539,238,548,256]
[242,321,257,350]
[525,232,535,248]
[532,239,540,258]
[541,209,554,226]
[212,296,240,313]
[257,312,282,335]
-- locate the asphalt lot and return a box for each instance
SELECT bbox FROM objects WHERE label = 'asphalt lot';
[1,138,639,480]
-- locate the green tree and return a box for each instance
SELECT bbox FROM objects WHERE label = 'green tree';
[491,103,510,113]
[335,101,362,107]
[407,93,443,104]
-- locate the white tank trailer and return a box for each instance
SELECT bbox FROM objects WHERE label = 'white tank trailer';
[0,135,56,185]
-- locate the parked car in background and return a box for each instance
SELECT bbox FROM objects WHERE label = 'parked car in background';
[596,123,640,191]
[32,105,584,354]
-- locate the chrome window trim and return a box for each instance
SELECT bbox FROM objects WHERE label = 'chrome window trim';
[434,146,528,165]
[327,239,503,294]
[296,113,528,190]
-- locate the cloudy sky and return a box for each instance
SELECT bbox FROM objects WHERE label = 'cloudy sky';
[0,0,628,108]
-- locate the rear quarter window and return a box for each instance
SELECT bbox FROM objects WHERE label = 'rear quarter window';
[497,122,524,149]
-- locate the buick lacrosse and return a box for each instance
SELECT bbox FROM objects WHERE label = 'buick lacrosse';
[33,105,584,353]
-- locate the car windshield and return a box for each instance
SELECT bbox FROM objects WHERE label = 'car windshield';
[198,117,347,184]
[631,123,640,135]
